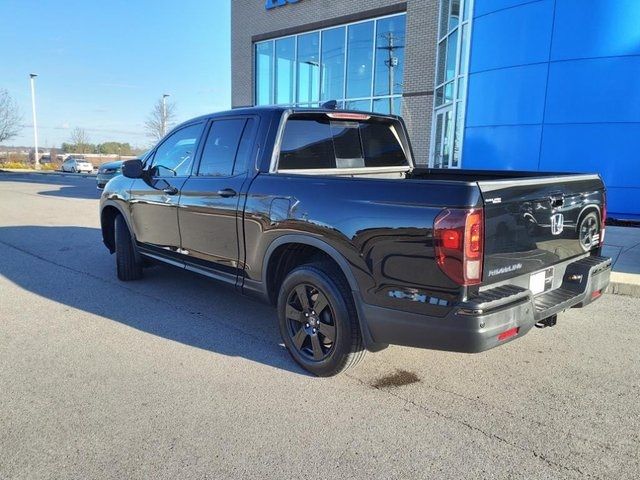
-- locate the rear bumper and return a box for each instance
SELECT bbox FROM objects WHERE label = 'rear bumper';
[359,255,611,353]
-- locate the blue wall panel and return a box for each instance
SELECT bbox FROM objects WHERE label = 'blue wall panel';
[462,0,640,217]
[470,0,553,72]
[540,124,640,188]
[474,0,541,18]
[464,125,542,170]
[545,56,640,124]
[466,64,547,127]
[552,0,640,60]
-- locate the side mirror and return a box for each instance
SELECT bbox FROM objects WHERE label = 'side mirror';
[122,159,144,178]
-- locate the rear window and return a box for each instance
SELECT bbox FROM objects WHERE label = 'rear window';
[278,115,409,170]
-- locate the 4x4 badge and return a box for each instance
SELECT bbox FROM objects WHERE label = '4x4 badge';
[550,213,564,235]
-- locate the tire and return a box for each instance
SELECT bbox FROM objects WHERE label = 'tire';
[578,211,600,251]
[277,261,366,376]
[114,214,143,281]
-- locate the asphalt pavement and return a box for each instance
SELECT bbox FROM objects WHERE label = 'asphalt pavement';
[1,172,638,479]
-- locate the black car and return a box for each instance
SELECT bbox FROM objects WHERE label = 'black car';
[99,107,611,376]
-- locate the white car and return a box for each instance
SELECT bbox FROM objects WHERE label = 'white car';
[61,157,94,173]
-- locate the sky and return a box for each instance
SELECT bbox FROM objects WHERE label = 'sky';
[0,0,231,148]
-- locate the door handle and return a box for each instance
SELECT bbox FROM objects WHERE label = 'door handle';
[163,186,178,195]
[217,188,237,198]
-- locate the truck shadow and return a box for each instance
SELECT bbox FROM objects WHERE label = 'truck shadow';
[0,225,309,376]
[0,172,100,200]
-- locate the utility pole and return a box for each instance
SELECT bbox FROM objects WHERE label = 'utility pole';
[162,94,170,137]
[377,33,404,115]
[29,73,40,169]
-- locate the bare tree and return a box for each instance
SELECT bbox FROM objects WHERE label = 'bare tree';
[0,89,23,144]
[145,97,176,142]
[69,127,91,153]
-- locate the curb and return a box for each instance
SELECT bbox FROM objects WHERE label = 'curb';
[606,272,640,298]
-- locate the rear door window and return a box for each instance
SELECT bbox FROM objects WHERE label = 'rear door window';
[278,115,408,170]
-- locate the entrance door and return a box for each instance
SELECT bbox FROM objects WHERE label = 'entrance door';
[431,106,453,169]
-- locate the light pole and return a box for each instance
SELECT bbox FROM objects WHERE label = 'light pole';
[162,94,170,137]
[29,73,40,170]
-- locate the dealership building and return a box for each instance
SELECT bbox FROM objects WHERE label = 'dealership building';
[232,0,640,219]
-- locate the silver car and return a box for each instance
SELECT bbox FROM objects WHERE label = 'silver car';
[61,157,94,173]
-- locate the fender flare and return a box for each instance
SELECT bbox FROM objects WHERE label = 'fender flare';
[262,234,360,292]
[100,200,139,261]
[262,234,387,352]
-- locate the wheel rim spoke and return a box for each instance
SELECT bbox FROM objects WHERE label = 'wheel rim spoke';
[286,304,304,323]
[317,322,336,342]
[310,334,324,360]
[295,285,310,310]
[312,292,329,316]
[292,327,307,350]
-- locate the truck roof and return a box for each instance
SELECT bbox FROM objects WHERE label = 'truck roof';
[173,106,400,131]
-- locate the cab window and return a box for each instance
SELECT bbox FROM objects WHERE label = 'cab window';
[149,123,204,177]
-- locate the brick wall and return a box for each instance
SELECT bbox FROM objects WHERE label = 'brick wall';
[231,0,439,165]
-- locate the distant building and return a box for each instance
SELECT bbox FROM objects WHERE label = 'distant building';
[232,0,640,219]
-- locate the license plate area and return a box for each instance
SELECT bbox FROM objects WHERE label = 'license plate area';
[529,267,554,296]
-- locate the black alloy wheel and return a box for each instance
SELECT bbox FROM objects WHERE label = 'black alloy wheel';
[285,283,336,361]
[277,262,366,376]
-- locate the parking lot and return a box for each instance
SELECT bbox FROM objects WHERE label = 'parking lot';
[0,172,638,479]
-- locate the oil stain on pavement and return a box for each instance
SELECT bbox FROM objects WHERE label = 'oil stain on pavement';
[371,369,420,389]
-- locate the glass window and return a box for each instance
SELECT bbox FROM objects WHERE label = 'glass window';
[279,118,335,170]
[150,123,203,177]
[445,29,458,82]
[198,119,246,176]
[373,97,402,116]
[297,32,320,104]
[278,116,409,170]
[449,0,461,31]
[432,0,473,169]
[253,14,406,115]
[275,37,295,104]
[346,21,374,99]
[233,119,257,174]
[330,122,365,168]
[320,27,345,102]
[439,0,451,39]
[255,42,273,105]
[344,99,371,111]
[360,122,408,167]
[374,16,406,96]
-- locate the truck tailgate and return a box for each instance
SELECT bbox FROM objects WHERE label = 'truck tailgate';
[478,174,605,285]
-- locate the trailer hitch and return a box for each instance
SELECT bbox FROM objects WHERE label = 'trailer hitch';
[535,314,557,328]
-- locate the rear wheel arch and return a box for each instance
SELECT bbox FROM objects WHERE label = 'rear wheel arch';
[263,235,360,305]
[262,235,387,353]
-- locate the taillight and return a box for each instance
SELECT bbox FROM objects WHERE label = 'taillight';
[600,193,607,245]
[434,208,484,285]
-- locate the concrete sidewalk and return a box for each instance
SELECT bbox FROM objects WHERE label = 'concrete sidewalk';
[603,226,640,297]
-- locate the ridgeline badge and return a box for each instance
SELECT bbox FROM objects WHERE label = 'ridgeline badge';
[265,0,302,10]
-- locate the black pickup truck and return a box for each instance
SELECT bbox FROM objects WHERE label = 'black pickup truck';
[100,107,611,376]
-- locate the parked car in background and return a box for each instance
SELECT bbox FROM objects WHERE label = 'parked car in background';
[100,107,611,376]
[96,160,124,189]
[61,157,94,173]
[97,152,149,189]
